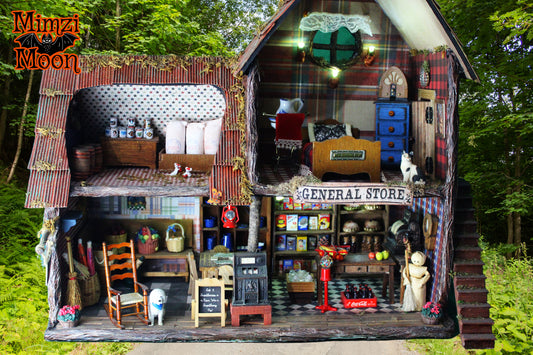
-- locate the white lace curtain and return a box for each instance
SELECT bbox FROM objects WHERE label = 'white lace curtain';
[299,13,372,36]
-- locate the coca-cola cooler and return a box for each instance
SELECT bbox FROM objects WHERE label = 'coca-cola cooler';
[232,252,269,306]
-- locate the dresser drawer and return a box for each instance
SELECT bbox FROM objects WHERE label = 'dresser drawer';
[376,105,408,120]
[368,265,390,273]
[380,138,405,151]
[377,121,406,136]
[341,265,368,273]
[381,151,402,166]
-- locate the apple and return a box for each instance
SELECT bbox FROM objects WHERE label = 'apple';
[382,250,390,260]
[375,251,383,261]
[368,252,376,260]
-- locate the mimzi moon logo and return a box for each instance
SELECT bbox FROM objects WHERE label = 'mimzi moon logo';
[12,10,81,74]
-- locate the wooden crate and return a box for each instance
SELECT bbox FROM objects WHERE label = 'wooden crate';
[101,136,159,169]
[286,275,315,304]
[340,291,377,308]
[158,149,214,173]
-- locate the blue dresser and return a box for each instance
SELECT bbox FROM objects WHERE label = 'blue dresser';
[375,100,410,168]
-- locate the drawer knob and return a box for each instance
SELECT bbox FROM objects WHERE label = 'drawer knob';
[388,141,395,148]
[388,156,394,162]
[388,110,395,116]
[388,126,395,133]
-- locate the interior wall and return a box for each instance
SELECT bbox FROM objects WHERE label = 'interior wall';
[257,0,411,139]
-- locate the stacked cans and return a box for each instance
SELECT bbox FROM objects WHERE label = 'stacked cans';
[106,117,154,139]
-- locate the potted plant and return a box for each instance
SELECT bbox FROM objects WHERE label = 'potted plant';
[57,305,81,328]
[420,301,442,324]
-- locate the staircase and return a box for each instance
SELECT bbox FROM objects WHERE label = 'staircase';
[453,179,495,349]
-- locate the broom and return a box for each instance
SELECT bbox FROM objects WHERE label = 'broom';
[401,242,416,312]
[66,236,83,310]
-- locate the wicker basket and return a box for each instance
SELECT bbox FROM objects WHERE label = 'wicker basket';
[79,273,101,307]
[166,223,185,253]
[58,319,79,328]
[421,314,440,325]
[105,233,127,245]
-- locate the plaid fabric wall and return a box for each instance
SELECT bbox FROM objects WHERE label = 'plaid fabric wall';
[88,196,202,250]
[409,197,444,305]
[257,0,411,127]
[410,52,449,100]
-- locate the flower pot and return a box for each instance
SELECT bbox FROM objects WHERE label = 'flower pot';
[421,314,440,325]
[59,319,79,328]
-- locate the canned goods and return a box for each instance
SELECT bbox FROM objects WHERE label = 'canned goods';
[143,118,152,129]
[109,117,118,128]
[135,127,144,139]
[143,127,154,139]
[126,126,135,138]
[119,126,127,138]
[110,127,119,138]
[127,117,136,127]
[105,127,111,137]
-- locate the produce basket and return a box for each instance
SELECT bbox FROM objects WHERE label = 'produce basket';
[79,273,101,307]
[136,226,160,255]
[166,223,185,253]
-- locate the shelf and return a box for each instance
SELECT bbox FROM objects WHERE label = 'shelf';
[274,229,334,235]
[274,251,319,257]
[274,209,333,215]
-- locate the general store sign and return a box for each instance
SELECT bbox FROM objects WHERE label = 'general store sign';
[294,184,412,205]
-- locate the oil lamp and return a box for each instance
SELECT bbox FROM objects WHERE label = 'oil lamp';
[221,204,239,228]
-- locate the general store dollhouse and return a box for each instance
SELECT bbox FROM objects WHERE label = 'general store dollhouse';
[26,0,494,349]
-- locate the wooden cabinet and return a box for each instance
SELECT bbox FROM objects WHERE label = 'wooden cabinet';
[199,197,271,258]
[336,205,389,253]
[375,100,410,168]
[101,136,159,169]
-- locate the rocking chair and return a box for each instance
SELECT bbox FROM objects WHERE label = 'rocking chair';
[102,239,150,329]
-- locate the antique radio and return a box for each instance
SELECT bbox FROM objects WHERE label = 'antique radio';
[232,252,269,306]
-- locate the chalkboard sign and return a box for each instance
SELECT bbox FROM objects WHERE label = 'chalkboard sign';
[193,278,226,327]
[198,286,222,313]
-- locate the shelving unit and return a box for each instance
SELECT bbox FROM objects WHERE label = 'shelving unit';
[336,206,389,253]
[199,197,272,266]
[271,203,337,278]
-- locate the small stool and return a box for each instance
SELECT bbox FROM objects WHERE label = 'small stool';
[230,304,272,327]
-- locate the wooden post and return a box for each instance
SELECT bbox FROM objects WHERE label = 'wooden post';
[247,195,261,252]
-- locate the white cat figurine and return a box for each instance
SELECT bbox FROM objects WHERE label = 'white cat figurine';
[400,151,426,184]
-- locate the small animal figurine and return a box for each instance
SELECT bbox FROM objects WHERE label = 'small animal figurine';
[168,163,181,176]
[148,288,167,326]
[400,151,426,184]
[182,166,192,178]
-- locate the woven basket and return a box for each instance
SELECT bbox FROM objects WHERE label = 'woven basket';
[105,233,127,245]
[79,273,101,307]
[421,314,440,325]
[58,319,79,328]
[137,237,158,255]
[166,223,185,253]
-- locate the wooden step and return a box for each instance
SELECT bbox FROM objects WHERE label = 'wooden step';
[456,287,488,303]
[454,259,484,274]
[461,333,496,349]
[455,220,477,234]
[459,318,494,334]
[455,246,482,260]
[454,274,486,289]
[456,197,474,209]
[457,302,491,318]
[455,207,475,221]
[454,233,481,247]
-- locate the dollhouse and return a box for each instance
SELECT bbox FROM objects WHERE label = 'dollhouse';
[27,0,494,349]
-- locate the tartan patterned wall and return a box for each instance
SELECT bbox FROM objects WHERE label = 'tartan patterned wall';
[87,196,202,250]
[409,197,444,305]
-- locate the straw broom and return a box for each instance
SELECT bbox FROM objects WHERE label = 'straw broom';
[401,242,416,312]
[66,236,83,310]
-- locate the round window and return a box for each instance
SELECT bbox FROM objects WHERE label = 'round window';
[309,26,362,69]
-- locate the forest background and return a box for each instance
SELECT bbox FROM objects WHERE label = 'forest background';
[0,0,531,353]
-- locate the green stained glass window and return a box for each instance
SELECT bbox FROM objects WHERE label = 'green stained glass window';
[309,26,362,69]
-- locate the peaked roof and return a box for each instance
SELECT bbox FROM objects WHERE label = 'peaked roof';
[235,0,478,82]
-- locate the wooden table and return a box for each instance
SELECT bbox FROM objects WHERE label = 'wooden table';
[334,253,397,304]
[138,249,190,280]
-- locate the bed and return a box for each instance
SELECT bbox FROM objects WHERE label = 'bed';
[302,119,381,182]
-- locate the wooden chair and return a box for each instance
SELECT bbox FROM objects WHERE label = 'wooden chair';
[187,252,198,298]
[217,265,234,293]
[102,239,150,329]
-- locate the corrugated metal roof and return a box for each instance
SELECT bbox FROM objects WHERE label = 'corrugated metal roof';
[27,56,248,208]
[235,0,477,81]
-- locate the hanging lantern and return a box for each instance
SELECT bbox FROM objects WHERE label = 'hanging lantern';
[221,204,239,228]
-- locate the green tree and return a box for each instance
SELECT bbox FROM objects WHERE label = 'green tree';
[438,0,533,249]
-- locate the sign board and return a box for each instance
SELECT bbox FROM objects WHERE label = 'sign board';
[193,278,226,327]
[294,184,412,205]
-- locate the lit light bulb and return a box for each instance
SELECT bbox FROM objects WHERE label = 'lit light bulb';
[368,46,375,55]
[297,41,305,49]
[330,67,341,78]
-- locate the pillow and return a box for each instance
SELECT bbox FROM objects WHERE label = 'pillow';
[166,120,187,154]
[186,122,205,154]
[204,118,222,154]
[308,123,353,142]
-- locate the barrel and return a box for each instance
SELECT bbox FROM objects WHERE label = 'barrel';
[72,145,92,180]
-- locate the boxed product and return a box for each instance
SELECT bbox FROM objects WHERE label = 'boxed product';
[276,214,286,231]
[283,259,294,271]
[287,214,298,231]
[276,235,287,251]
[296,236,307,251]
[286,236,297,251]
[283,197,294,210]
[309,216,318,230]
[319,214,331,230]
[308,236,317,250]
[298,215,308,230]
[303,203,312,210]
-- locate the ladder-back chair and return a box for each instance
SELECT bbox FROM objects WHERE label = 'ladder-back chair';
[102,239,150,329]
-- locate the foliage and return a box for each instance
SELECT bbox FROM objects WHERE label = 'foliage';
[57,305,81,322]
[439,0,533,246]
[421,302,442,319]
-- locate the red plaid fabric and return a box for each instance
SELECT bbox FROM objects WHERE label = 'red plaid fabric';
[411,52,448,100]
[435,137,447,181]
